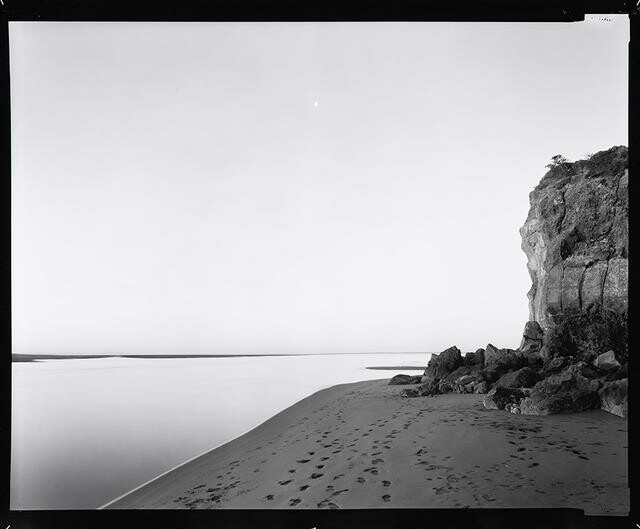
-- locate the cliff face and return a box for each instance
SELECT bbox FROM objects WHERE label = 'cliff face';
[519,146,628,362]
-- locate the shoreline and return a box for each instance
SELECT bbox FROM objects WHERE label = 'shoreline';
[106,378,628,513]
[99,380,370,509]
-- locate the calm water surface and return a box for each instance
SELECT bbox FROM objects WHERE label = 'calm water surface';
[11,353,428,509]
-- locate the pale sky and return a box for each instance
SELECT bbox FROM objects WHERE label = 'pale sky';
[10,19,628,355]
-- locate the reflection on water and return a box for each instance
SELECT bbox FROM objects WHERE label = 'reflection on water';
[11,353,428,509]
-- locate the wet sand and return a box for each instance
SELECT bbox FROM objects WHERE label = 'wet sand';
[106,379,628,514]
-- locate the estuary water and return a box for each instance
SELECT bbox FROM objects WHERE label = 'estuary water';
[11,353,429,509]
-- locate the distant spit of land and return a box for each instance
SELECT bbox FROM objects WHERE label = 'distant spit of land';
[366,366,425,371]
[12,353,428,363]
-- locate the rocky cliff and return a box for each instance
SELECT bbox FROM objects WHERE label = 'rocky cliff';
[519,146,628,363]
[391,147,628,418]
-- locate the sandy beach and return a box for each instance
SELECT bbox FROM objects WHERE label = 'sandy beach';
[106,379,628,514]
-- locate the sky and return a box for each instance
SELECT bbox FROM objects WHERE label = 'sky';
[10,19,628,355]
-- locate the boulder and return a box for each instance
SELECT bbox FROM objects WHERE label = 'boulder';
[473,381,489,394]
[455,374,477,386]
[389,374,414,385]
[593,350,621,372]
[400,388,419,398]
[423,346,463,381]
[518,363,601,415]
[542,308,628,364]
[480,343,525,385]
[598,378,627,418]
[605,363,628,382]
[519,321,543,355]
[417,379,439,396]
[484,344,523,371]
[443,365,483,384]
[483,387,526,411]
[541,355,574,376]
[522,321,544,340]
[464,348,485,367]
[495,367,541,389]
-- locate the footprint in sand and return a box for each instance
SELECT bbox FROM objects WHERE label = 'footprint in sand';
[264,494,274,500]
[382,480,391,487]
[311,473,324,479]
[316,465,325,469]
[299,485,310,491]
[356,477,366,483]
[382,494,391,502]
[288,469,296,473]
[297,459,310,463]
[317,500,339,509]
[278,479,292,485]
[333,474,344,480]
[320,456,330,461]
[289,498,301,506]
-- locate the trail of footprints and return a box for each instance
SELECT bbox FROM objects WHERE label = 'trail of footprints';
[177,385,623,509]
[255,397,405,508]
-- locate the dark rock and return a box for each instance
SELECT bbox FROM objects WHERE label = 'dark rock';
[519,363,600,415]
[542,308,628,364]
[516,348,544,369]
[400,388,419,398]
[388,374,414,385]
[593,350,621,372]
[423,346,463,381]
[443,365,482,383]
[519,321,543,356]
[417,379,439,396]
[495,367,541,389]
[598,378,627,418]
[605,363,627,382]
[464,348,485,367]
[482,387,526,411]
[480,346,524,383]
[484,344,523,371]
[473,381,489,394]
[437,379,455,394]
[541,355,574,376]
[522,321,544,340]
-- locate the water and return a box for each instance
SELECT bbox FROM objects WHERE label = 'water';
[11,353,428,509]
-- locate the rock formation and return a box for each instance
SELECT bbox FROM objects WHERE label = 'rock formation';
[520,146,628,364]
[391,147,628,418]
